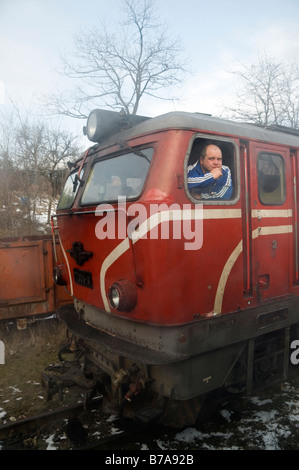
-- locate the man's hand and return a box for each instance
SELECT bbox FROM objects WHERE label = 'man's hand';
[210,167,223,180]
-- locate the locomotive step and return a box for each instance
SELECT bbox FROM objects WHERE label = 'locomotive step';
[133,407,163,424]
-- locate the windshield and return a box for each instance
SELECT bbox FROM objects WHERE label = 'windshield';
[57,168,85,210]
[80,147,153,205]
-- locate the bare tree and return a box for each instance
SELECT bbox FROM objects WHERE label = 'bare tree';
[0,114,21,237]
[46,0,187,118]
[0,110,81,237]
[41,127,80,223]
[227,54,299,129]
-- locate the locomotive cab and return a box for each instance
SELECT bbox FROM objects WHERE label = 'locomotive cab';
[48,109,299,426]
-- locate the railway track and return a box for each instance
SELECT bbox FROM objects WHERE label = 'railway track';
[0,394,167,450]
[0,396,104,449]
[0,319,169,451]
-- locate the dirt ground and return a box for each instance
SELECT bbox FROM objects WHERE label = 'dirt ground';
[0,318,70,421]
[0,318,127,450]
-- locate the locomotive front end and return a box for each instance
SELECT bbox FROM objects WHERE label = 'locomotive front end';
[50,109,205,426]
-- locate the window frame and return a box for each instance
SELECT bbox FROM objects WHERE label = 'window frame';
[257,151,286,206]
[184,133,240,205]
[57,167,85,211]
[79,146,154,207]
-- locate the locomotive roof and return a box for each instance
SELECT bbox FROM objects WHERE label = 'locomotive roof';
[104,111,299,149]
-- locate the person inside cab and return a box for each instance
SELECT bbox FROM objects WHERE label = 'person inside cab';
[187,143,233,200]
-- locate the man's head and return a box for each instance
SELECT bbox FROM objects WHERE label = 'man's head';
[200,144,222,174]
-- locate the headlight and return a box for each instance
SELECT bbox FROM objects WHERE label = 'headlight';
[108,280,137,312]
[110,286,121,309]
[85,109,123,142]
[86,112,97,141]
[84,109,149,142]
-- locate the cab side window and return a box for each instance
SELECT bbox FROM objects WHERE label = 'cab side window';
[186,137,237,202]
[258,153,285,205]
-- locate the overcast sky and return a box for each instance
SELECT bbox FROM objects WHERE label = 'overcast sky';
[0,0,299,139]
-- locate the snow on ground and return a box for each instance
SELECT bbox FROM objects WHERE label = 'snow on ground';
[34,197,58,230]
[1,381,299,449]
[168,382,299,450]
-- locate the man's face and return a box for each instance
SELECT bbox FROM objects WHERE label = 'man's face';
[200,145,222,173]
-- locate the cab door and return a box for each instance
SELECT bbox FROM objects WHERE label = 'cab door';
[250,143,292,302]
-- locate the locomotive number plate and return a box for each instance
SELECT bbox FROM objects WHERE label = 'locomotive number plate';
[73,268,93,289]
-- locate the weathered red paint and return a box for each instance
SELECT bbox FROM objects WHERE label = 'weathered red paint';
[0,236,71,321]
[55,124,299,325]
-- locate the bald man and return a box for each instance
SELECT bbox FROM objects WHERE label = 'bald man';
[187,144,233,200]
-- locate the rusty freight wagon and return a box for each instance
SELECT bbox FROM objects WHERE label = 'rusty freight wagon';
[0,235,71,326]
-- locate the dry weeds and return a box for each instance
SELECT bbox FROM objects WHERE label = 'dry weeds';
[0,319,68,421]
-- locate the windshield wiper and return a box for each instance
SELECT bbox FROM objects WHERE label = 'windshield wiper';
[70,148,90,192]
[117,140,151,163]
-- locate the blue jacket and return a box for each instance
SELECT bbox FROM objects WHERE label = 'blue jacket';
[187,162,233,200]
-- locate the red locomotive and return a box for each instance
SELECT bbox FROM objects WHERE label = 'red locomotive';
[50,109,299,426]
